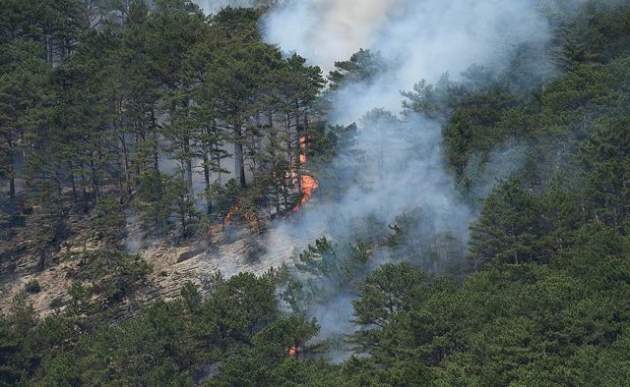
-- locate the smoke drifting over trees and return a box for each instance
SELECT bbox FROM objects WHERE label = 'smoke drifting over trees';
[3,0,630,385]
[263,0,553,119]
[258,0,559,264]
[255,0,562,345]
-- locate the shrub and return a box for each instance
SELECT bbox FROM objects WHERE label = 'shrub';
[25,279,41,294]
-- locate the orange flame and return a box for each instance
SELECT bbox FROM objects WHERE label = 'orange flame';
[293,134,319,211]
[224,201,262,233]
[288,345,301,358]
[225,134,318,223]
[296,175,319,209]
[225,202,239,224]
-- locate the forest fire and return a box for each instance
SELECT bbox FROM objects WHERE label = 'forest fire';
[296,175,319,209]
[224,201,240,224]
[288,345,301,358]
[224,201,263,234]
[224,134,318,225]
[293,134,319,211]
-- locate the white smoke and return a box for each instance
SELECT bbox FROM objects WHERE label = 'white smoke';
[258,0,557,346]
[263,112,471,259]
[193,0,257,14]
[263,0,397,73]
[263,0,551,120]
[259,0,554,257]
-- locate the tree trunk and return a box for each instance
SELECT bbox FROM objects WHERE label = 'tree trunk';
[135,132,142,179]
[203,126,212,216]
[151,109,160,172]
[267,112,281,214]
[8,172,15,202]
[234,120,246,187]
[6,135,15,202]
[286,112,293,166]
[90,159,100,199]
[295,100,301,131]
[37,248,48,272]
[119,133,132,197]
[214,142,223,185]
[70,170,77,203]
[211,122,222,185]
[203,152,212,215]
[80,170,89,213]
[275,181,281,215]
[46,35,53,65]
[182,133,194,198]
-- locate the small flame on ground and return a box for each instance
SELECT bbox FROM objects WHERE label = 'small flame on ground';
[224,201,263,233]
[225,202,240,224]
[288,345,301,358]
[224,134,319,224]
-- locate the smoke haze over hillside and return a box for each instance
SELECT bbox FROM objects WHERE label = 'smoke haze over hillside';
[263,0,551,120]
[191,0,569,348]
[257,0,560,345]
[258,0,555,252]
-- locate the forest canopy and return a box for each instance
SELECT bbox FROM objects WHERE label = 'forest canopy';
[1,0,630,386]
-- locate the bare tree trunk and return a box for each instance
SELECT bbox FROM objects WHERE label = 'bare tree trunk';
[70,169,77,203]
[120,133,131,196]
[46,35,53,65]
[151,109,160,172]
[234,120,246,187]
[37,248,49,272]
[80,170,89,213]
[203,124,215,215]
[211,121,223,186]
[203,151,211,215]
[249,112,264,183]
[8,161,15,203]
[182,99,194,198]
[182,133,194,198]
[5,135,16,202]
[267,112,282,214]
[286,112,293,166]
[214,142,223,186]
[8,173,15,202]
[135,131,142,179]
[90,158,100,199]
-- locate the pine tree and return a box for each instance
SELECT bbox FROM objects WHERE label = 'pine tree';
[327,49,385,90]
[0,44,48,203]
[580,118,630,232]
[470,179,544,266]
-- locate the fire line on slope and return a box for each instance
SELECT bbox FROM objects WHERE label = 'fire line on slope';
[293,134,319,212]
[225,133,319,226]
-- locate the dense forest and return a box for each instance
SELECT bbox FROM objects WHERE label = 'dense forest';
[1,0,630,386]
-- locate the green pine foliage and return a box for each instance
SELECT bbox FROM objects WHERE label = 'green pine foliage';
[1,0,630,386]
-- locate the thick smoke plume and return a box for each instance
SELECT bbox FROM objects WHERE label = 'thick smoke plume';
[264,0,551,120]
[258,0,557,349]
[192,0,573,357]
[260,0,554,267]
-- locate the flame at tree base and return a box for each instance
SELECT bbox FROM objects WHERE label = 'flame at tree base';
[293,134,319,212]
[294,174,319,211]
[224,201,263,234]
[288,345,301,358]
[225,134,318,224]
